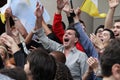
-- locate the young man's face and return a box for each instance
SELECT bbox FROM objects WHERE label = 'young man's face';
[101,30,111,44]
[113,22,120,38]
[63,29,78,48]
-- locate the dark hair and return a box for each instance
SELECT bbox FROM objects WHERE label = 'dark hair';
[0,67,27,80]
[50,51,66,64]
[47,22,66,30]
[101,39,120,77]
[27,48,56,80]
[62,21,66,30]
[0,56,4,69]
[95,25,104,35]
[114,19,120,23]
[0,0,7,7]
[54,62,73,80]
[66,26,80,38]
[47,24,52,31]
[103,29,115,39]
[79,20,86,28]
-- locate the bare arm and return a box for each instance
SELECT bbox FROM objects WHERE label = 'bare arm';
[25,2,43,44]
[4,8,12,35]
[42,19,52,35]
[105,0,120,29]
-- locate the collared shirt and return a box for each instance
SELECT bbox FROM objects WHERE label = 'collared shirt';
[65,47,88,80]
[35,28,88,80]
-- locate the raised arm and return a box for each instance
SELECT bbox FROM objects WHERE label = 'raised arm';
[52,0,68,43]
[63,1,74,25]
[4,8,13,35]
[42,19,52,35]
[73,10,98,58]
[105,0,120,28]
[33,2,62,51]
[25,2,43,44]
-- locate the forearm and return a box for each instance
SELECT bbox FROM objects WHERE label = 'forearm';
[25,31,34,44]
[74,23,98,58]
[42,20,52,35]
[5,19,11,35]
[35,28,62,51]
[105,8,115,29]
[82,71,92,80]
[52,13,64,43]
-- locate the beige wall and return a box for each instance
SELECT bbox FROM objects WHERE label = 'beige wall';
[41,0,120,34]
[93,0,120,32]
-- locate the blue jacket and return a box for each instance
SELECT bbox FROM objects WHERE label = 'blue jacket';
[74,22,98,58]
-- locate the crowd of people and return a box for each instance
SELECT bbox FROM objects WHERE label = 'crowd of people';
[0,0,120,80]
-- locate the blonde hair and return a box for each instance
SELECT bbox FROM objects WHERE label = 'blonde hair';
[0,46,8,60]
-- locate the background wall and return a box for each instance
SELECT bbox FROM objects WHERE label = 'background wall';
[41,0,93,34]
[41,0,120,34]
[0,0,120,35]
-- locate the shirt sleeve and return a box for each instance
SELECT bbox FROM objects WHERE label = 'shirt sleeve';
[74,22,98,58]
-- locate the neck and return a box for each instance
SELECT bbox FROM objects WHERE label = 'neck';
[103,76,116,80]
[64,46,74,57]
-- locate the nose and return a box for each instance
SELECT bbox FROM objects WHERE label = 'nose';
[64,33,68,37]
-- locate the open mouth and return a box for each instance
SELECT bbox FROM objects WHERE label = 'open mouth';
[100,39,103,42]
[64,38,69,42]
[115,33,119,37]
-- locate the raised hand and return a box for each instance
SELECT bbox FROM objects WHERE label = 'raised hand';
[63,1,73,15]
[87,57,99,73]
[34,2,44,19]
[108,0,120,8]
[0,33,20,54]
[34,2,44,29]
[90,33,104,50]
[74,7,81,17]
[57,0,68,11]
[5,7,12,20]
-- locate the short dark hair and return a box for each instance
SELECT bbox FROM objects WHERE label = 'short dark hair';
[27,48,56,80]
[103,28,115,39]
[54,62,73,80]
[50,51,66,64]
[0,0,7,7]
[47,24,52,31]
[0,56,4,69]
[114,19,120,23]
[101,39,120,77]
[95,25,104,35]
[66,26,80,38]
[0,67,27,80]
[79,20,86,28]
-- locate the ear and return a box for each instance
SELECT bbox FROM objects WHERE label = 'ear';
[74,37,78,43]
[112,64,120,80]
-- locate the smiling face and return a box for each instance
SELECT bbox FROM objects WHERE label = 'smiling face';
[113,22,120,38]
[63,29,78,48]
